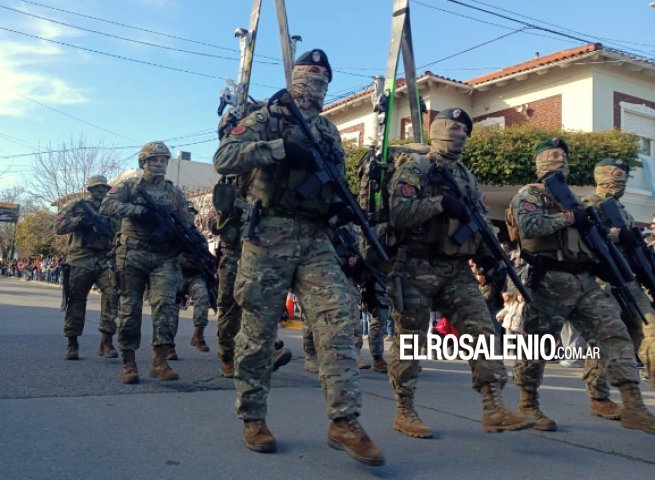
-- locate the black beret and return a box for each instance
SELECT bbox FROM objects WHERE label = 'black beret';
[294,49,332,82]
[436,108,473,136]
[595,157,629,173]
[534,137,569,156]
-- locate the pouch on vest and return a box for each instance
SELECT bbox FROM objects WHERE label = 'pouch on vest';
[212,182,237,215]
[505,207,520,244]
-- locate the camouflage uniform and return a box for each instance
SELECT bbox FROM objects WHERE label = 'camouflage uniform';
[579,162,655,398]
[509,139,655,434]
[100,141,190,383]
[55,175,118,359]
[387,109,530,437]
[213,48,384,465]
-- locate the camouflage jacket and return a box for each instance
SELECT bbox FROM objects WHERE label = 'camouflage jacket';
[213,103,345,218]
[55,199,116,266]
[99,176,190,245]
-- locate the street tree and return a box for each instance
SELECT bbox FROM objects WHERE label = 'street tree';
[26,135,126,207]
[14,210,57,257]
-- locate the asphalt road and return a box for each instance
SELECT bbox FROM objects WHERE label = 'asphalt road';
[0,276,653,480]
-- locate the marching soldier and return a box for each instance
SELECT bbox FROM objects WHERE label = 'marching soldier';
[56,175,118,360]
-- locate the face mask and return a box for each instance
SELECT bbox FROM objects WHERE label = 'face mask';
[429,118,467,160]
[290,69,328,114]
[143,159,168,178]
[595,166,627,199]
[535,148,569,180]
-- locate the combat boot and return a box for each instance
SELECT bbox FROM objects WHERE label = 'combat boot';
[304,354,319,374]
[149,345,179,381]
[65,336,79,360]
[393,394,432,438]
[372,355,388,373]
[221,360,235,378]
[519,389,557,431]
[328,416,385,466]
[356,348,371,369]
[272,346,292,372]
[589,398,622,420]
[190,326,210,352]
[242,419,277,453]
[98,333,118,358]
[120,349,139,384]
[618,383,655,434]
[480,384,534,433]
[166,346,178,361]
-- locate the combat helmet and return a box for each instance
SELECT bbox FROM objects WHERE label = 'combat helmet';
[86,175,110,190]
[138,141,171,168]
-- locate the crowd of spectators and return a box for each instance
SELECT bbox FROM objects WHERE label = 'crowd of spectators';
[0,255,63,284]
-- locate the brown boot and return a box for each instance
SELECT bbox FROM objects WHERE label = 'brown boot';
[356,349,371,369]
[190,326,209,352]
[221,360,235,378]
[149,345,179,381]
[372,355,388,373]
[328,416,385,466]
[242,420,276,453]
[590,398,622,420]
[618,383,655,434]
[519,389,557,431]
[120,349,139,384]
[65,337,79,360]
[98,333,118,358]
[166,346,178,361]
[393,394,432,438]
[480,384,534,433]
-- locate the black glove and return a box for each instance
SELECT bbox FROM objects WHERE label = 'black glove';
[441,194,470,224]
[618,228,638,248]
[479,256,506,284]
[329,206,356,228]
[283,140,316,170]
[572,209,592,229]
[129,205,150,220]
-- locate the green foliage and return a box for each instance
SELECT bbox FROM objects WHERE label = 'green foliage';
[343,142,368,193]
[461,125,639,186]
[15,210,57,257]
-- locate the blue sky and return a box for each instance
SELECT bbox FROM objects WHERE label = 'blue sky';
[1,0,654,189]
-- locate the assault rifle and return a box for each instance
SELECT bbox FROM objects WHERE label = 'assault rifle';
[600,197,655,315]
[433,165,533,302]
[269,88,389,262]
[333,226,386,290]
[78,201,113,240]
[544,172,645,323]
[136,187,218,312]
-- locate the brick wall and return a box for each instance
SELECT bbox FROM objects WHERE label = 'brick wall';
[474,94,562,129]
[338,123,365,146]
[613,92,655,129]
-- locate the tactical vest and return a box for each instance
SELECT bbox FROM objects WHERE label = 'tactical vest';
[400,155,481,257]
[244,104,339,218]
[507,183,594,262]
[66,200,113,253]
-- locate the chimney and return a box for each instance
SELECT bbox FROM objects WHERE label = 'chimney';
[534,52,540,59]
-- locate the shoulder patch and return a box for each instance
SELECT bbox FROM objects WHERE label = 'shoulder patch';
[525,194,540,204]
[522,203,537,212]
[243,118,256,127]
[231,125,247,136]
[411,167,421,175]
[528,187,543,196]
[255,112,266,123]
[404,174,420,186]
[56,213,64,221]
[401,184,416,197]
[108,186,118,194]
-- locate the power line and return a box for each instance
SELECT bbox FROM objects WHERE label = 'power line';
[0,4,279,65]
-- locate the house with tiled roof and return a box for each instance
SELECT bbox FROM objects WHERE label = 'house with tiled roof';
[323,43,655,223]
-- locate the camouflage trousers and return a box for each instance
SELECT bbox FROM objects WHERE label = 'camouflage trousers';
[513,270,639,393]
[63,261,117,337]
[182,274,210,328]
[387,255,507,397]
[115,244,182,351]
[233,215,360,421]
[361,275,389,357]
[216,240,242,363]
[583,281,655,395]
[304,277,362,356]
